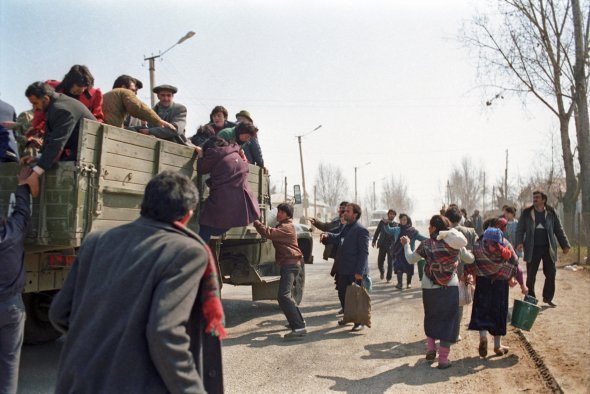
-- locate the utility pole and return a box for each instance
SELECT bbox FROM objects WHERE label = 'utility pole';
[144,31,196,107]
[372,181,376,211]
[314,185,317,218]
[483,171,486,215]
[296,125,322,223]
[284,176,287,202]
[504,149,509,203]
[353,162,371,203]
[446,180,451,205]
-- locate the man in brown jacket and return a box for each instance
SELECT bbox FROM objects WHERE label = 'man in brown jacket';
[102,75,174,130]
[254,203,306,340]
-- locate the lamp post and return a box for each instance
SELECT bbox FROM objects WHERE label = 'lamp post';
[144,31,196,106]
[296,125,322,223]
[353,161,371,203]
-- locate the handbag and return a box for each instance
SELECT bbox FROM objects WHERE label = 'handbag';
[343,283,371,327]
[458,280,474,306]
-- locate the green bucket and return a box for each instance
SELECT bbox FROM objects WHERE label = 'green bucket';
[417,260,425,281]
[511,299,541,331]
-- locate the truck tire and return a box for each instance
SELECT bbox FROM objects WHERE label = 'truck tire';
[292,263,305,305]
[23,292,61,345]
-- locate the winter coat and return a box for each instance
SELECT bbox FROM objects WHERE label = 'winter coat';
[515,206,570,263]
[49,216,223,394]
[102,88,162,128]
[197,144,260,229]
[37,93,96,170]
[373,219,398,248]
[143,102,188,144]
[254,218,303,266]
[323,220,369,276]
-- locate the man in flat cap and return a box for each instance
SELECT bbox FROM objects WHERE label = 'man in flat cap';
[137,84,188,145]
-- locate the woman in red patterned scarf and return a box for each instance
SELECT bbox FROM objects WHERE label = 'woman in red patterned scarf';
[401,215,474,369]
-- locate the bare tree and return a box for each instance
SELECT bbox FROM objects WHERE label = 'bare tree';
[313,162,350,208]
[447,156,483,214]
[461,0,590,238]
[381,176,413,214]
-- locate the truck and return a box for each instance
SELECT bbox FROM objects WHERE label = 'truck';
[0,120,313,344]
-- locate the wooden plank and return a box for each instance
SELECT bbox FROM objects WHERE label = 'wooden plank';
[91,219,131,232]
[101,166,154,186]
[104,126,159,149]
[158,164,196,176]
[98,206,140,221]
[106,139,156,161]
[102,152,154,173]
[101,179,146,194]
[159,151,198,169]
[162,142,197,158]
[103,192,142,209]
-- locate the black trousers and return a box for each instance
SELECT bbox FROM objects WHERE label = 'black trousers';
[278,265,305,330]
[526,245,556,302]
[377,247,393,280]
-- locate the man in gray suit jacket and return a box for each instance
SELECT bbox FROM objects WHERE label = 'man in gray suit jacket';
[138,84,188,144]
[49,171,225,393]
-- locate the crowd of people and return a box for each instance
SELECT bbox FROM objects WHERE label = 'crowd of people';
[310,192,570,369]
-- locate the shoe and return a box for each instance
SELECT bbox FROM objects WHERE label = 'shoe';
[380,272,384,280]
[351,324,364,332]
[425,350,436,361]
[395,283,403,290]
[407,284,412,289]
[478,338,488,358]
[457,335,462,342]
[543,299,557,307]
[437,361,452,369]
[337,308,344,315]
[284,328,307,340]
[338,319,348,326]
[494,346,509,356]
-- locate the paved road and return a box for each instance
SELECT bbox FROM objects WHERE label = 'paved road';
[17,236,547,393]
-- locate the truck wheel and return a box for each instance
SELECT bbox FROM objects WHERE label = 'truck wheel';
[23,292,61,345]
[292,263,305,305]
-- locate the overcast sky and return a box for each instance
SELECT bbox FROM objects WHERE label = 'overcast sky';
[0,0,563,220]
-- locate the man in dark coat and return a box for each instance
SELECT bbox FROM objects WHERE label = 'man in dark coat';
[321,203,369,332]
[49,171,225,394]
[516,190,570,307]
[372,209,397,282]
[136,84,188,145]
[310,201,347,261]
[0,167,32,394]
[22,81,96,197]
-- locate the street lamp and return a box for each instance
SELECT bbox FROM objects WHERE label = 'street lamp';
[353,161,371,203]
[296,125,322,223]
[144,31,196,106]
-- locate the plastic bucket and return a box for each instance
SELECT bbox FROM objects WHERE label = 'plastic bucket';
[418,260,425,281]
[511,299,541,331]
[524,295,538,305]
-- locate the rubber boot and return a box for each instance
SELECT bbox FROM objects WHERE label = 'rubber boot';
[437,346,451,369]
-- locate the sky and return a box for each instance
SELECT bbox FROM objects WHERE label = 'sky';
[0,0,565,220]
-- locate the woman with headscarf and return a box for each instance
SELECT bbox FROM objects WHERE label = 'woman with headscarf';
[467,218,528,358]
[385,213,426,289]
[401,215,473,369]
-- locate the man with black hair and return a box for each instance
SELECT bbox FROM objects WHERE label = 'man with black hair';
[0,167,32,394]
[254,203,306,340]
[372,209,397,282]
[102,76,174,130]
[321,203,369,332]
[516,191,570,307]
[49,170,225,393]
[22,81,97,196]
[310,201,348,261]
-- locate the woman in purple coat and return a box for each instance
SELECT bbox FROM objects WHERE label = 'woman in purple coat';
[197,136,260,242]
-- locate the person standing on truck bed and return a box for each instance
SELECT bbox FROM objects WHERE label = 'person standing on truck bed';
[131,84,188,145]
[254,203,307,340]
[102,75,175,131]
[21,82,97,197]
[234,110,265,169]
[0,167,33,394]
[49,170,226,394]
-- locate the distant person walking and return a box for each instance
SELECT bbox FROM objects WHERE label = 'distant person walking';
[372,209,397,282]
[516,191,570,307]
[389,214,426,289]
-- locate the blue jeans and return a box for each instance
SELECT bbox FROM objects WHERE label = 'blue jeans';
[0,294,25,394]
[278,265,305,330]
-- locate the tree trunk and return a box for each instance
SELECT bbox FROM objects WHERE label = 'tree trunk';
[558,115,578,240]
[571,0,590,260]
